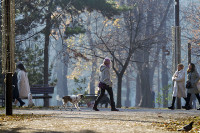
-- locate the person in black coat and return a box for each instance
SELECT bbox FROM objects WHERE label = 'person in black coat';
[12,72,25,107]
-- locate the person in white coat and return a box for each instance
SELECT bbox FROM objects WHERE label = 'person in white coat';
[17,63,34,107]
[93,58,118,111]
[168,64,187,110]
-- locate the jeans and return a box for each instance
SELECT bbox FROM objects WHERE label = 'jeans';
[94,85,115,109]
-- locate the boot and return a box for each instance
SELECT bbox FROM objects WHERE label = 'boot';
[110,101,119,111]
[168,97,176,110]
[17,98,25,107]
[111,108,119,111]
[183,93,192,110]
[93,101,99,111]
[182,98,187,109]
[195,94,200,110]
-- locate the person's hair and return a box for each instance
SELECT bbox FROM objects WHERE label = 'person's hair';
[178,64,184,69]
[17,63,26,72]
[187,63,195,73]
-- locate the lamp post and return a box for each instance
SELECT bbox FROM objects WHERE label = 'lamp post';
[172,0,181,109]
[2,0,15,115]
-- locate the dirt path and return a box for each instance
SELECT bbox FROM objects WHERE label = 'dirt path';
[0,108,200,133]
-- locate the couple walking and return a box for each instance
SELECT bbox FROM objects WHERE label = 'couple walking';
[13,63,34,107]
[169,63,200,110]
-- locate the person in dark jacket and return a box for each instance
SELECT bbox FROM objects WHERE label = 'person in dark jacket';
[93,58,118,111]
[12,72,25,107]
[183,63,200,110]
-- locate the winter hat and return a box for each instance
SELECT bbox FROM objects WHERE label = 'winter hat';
[103,57,111,67]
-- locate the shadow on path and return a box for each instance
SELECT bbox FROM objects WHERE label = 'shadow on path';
[0,127,97,133]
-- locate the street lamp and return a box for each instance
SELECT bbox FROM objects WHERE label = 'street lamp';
[172,0,181,109]
[2,0,15,115]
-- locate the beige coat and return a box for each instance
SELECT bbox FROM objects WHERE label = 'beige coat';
[17,70,31,98]
[172,69,187,98]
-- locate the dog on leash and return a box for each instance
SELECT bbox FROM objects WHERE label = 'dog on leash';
[56,94,84,111]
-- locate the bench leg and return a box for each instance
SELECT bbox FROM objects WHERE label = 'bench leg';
[43,95,49,107]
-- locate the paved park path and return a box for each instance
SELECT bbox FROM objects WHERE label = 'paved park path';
[0,108,200,133]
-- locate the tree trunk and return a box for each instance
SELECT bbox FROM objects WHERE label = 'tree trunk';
[125,73,131,107]
[43,13,51,107]
[62,55,69,96]
[139,1,155,108]
[135,73,142,106]
[162,47,169,108]
[157,61,161,107]
[116,75,123,108]
[140,58,154,108]
[86,13,97,95]
[90,57,97,94]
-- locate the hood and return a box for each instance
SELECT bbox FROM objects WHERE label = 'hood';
[100,64,108,72]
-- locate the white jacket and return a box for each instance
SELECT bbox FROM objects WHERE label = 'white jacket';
[17,70,31,98]
[99,64,112,87]
[172,69,186,98]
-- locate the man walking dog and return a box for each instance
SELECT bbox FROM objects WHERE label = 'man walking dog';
[93,58,119,111]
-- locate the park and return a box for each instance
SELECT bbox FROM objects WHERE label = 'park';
[1,0,200,132]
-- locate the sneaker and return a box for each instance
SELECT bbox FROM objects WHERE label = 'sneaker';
[197,108,200,110]
[93,107,99,111]
[168,106,175,110]
[111,108,119,111]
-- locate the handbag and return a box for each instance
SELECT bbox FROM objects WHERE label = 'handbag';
[186,73,192,89]
[186,81,192,89]
[98,82,108,89]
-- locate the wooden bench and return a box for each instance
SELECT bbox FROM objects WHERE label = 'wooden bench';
[0,94,5,107]
[29,85,54,107]
[0,86,54,107]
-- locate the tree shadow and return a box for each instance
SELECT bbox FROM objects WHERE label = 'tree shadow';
[0,127,97,133]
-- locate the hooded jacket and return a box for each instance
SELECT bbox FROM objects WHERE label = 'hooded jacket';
[99,64,112,87]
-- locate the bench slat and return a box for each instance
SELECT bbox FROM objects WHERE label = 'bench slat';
[30,87,54,94]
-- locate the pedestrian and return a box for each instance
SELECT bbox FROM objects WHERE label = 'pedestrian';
[168,64,187,110]
[12,71,25,107]
[183,63,200,110]
[17,63,34,107]
[93,58,119,111]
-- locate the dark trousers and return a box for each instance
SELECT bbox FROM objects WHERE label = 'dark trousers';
[185,93,200,106]
[94,86,116,109]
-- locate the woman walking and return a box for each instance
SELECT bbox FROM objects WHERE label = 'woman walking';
[17,63,34,107]
[93,58,118,111]
[168,64,187,110]
[184,63,200,110]
[12,71,25,107]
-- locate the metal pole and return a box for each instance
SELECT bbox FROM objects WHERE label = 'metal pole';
[188,43,191,64]
[6,73,12,115]
[175,0,179,26]
[3,0,13,115]
[174,0,181,109]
